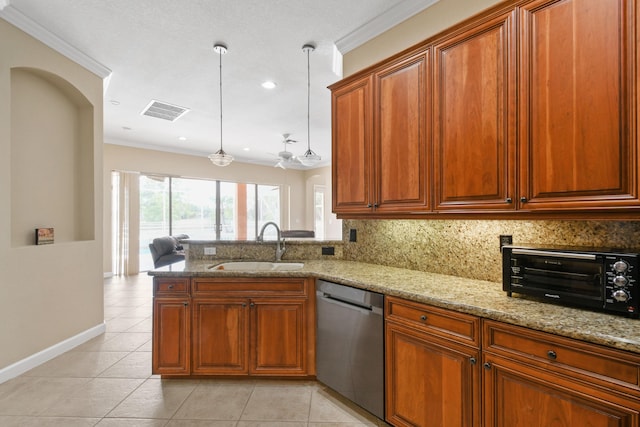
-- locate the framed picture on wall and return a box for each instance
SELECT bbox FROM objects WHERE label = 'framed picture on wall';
[35,228,54,245]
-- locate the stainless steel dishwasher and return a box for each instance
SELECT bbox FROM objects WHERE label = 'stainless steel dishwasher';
[316,279,384,419]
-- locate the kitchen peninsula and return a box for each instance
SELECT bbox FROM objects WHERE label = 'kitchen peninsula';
[151,256,640,427]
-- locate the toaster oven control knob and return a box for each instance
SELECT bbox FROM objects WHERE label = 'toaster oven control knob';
[613,260,629,273]
[613,275,628,287]
[613,289,630,302]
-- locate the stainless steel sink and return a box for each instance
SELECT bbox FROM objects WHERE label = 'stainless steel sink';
[210,261,304,271]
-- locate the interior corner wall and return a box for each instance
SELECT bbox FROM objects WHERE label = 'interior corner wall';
[102,143,308,275]
[342,0,503,76]
[0,19,104,371]
[304,166,342,239]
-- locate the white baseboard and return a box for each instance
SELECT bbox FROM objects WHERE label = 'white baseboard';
[0,322,106,384]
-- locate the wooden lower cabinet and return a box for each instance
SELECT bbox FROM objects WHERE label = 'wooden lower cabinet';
[385,296,481,427]
[191,298,248,375]
[152,277,315,377]
[482,320,640,427]
[385,299,640,427]
[483,353,640,427]
[251,298,309,375]
[152,297,190,375]
[386,322,480,427]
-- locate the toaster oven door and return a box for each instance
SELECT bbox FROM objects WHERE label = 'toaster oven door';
[507,249,604,304]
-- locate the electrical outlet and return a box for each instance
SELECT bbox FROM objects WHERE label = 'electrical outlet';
[204,247,216,255]
[499,235,512,250]
[322,246,335,256]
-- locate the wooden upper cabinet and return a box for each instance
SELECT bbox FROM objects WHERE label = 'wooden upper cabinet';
[433,12,516,211]
[332,75,374,214]
[374,51,430,213]
[518,0,638,210]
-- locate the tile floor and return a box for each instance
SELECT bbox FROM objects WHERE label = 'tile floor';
[0,273,389,426]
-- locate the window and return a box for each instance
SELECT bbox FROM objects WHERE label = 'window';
[137,174,281,270]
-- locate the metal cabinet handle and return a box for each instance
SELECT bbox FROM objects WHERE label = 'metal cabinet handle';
[470,357,477,365]
[183,302,188,307]
[242,303,247,307]
[367,203,373,208]
[250,302,255,307]
[483,362,492,370]
[420,315,427,321]
[547,350,557,360]
[506,197,512,203]
[168,285,174,289]
[520,196,527,203]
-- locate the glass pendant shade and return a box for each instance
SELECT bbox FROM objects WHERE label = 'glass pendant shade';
[208,149,233,167]
[209,43,233,167]
[299,148,321,166]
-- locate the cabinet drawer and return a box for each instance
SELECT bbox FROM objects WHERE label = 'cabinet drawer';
[193,278,308,296]
[385,296,480,347]
[483,320,640,390]
[154,278,190,296]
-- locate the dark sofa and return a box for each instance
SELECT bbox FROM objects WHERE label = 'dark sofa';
[149,234,188,268]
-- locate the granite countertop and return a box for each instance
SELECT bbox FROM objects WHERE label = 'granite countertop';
[150,259,640,355]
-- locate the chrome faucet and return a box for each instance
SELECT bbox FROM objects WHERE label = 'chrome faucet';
[257,221,286,261]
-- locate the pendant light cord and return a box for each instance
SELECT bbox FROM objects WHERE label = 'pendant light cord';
[219,48,224,152]
[306,47,311,152]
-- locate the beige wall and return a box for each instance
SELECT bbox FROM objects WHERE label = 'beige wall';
[0,19,104,370]
[343,0,503,76]
[103,143,333,274]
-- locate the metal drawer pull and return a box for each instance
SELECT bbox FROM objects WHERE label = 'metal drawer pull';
[484,362,492,370]
[420,315,427,321]
[168,285,174,289]
[547,350,557,360]
[470,357,477,365]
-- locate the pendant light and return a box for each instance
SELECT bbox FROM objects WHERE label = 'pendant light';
[208,43,234,167]
[298,43,321,167]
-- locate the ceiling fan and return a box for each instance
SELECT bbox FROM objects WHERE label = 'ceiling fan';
[272,134,300,169]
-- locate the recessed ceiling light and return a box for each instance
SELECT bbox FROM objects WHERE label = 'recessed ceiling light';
[178,136,187,141]
[243,147,251,151]
[261,81,277,89]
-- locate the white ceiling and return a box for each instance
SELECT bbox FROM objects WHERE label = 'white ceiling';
[1,0,436,168]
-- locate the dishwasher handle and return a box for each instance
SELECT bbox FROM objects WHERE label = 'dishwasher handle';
[317,291,384,315]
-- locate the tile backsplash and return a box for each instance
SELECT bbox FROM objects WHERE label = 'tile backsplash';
[343,219,640,283]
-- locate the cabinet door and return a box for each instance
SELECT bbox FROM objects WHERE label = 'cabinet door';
[152,297,190,375]
[483,353,640,427]
[191,298,249,375]
[332,75,374,214]
[518,0,639,210]
[386,322,480,427]
[374,51,430,213]
[250,298,308,376]
[434,12,516,211]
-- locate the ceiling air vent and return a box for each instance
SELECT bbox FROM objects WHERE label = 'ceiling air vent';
[141,100,190,121]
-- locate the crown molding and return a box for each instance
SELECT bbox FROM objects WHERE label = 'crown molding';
[0,2,111,79]
[335,0,439,55]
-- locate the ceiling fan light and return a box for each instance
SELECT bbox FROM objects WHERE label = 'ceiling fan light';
[299,149,321,166]
[209,149,234,167]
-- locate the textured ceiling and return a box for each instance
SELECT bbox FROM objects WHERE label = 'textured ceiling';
[4,0,433,168]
